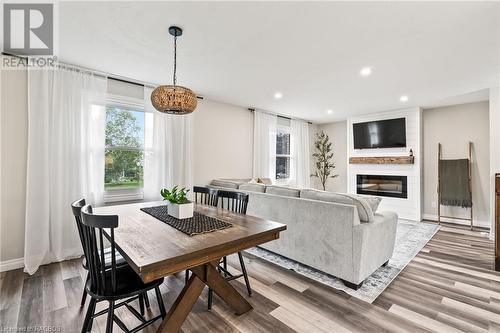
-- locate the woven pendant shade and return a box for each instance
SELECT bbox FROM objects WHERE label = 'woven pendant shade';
[151,85,197,114]
[152,26,198,115]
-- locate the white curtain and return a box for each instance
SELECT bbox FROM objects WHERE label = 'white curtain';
[253,110,277,180]
[143,86,193,201]
[25,68,107,274]
[291,119,311,188]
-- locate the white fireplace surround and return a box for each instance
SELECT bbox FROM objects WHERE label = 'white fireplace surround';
[347,108,422,221]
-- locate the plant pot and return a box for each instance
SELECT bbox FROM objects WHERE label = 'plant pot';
[168,202,194,219]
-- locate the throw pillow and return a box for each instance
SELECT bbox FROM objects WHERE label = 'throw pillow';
[355,195,382,213]
[258,178,272,185]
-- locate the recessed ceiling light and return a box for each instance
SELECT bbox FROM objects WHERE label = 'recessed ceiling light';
[360,67,372,77]
[400,95,409,102]
[274,92,283,99]
[326,109,333,114]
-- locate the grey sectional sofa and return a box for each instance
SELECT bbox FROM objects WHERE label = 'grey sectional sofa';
[209,179,398,289]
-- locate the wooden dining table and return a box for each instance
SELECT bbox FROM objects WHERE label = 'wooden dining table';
[94,201,287,333]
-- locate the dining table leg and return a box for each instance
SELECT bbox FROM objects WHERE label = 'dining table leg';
[156,258,253,333]
[191,259,253,315]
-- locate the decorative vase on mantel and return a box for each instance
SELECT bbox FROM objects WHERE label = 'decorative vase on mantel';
[160,186,193,219]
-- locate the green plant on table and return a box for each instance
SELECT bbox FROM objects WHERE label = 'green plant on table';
[160,186,190,204]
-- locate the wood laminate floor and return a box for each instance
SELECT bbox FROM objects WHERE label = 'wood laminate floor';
[1,223,499,332]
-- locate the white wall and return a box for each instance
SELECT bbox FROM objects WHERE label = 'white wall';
[347,108,422,221]
[422,102,490,228]
[308,123,319,188]
[0,67,28,264]
[490,87,500,236]
[312,121,348,192]
[192,99,254,186]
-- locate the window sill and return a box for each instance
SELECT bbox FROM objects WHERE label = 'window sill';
[104,189,144,204]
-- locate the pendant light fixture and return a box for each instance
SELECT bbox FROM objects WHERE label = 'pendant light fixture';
[151,26,197,115]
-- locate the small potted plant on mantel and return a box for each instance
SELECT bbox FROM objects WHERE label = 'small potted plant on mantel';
[160,186,193,219]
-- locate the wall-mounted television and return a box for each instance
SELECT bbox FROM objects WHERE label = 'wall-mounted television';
[353,118,406,149]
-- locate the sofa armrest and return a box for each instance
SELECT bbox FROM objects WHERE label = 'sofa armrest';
[351,211,398,284]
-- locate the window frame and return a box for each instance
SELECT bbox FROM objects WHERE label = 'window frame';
[103,94,148,203]
[275,124,293,185]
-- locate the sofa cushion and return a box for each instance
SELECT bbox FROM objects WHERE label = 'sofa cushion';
[239,183,267,193]
[300,189,375,222]
[225,178,252,183]
[266,185,300,197]
[209,179,240,189]
[356,195,382,213]
[258,178,273,185]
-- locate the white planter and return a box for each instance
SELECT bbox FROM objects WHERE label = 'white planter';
[168,202,194,219]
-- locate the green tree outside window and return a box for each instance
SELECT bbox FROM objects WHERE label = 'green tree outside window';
[104,106,145,190]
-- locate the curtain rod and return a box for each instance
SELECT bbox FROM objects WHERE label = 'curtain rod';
[2,52,207,99]
[248,107,313,125]
[2,52,205,99]
[2,52,152,87]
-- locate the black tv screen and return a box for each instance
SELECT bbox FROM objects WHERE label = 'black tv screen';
[353,118,406,149]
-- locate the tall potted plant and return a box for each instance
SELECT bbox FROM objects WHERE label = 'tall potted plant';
[311,131,337,191]
[160,186,193,219]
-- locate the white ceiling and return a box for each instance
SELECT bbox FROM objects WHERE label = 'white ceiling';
[59,1,500,123]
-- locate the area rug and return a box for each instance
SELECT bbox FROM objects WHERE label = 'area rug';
[245,220,440,303]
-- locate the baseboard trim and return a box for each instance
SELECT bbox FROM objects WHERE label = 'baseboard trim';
[422,214,490,229]
[0,257,24,272]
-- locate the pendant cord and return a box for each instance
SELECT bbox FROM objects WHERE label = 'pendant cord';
[173,35,177,86]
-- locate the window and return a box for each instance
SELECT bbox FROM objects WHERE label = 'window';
[104,99,146,202]
[275,127,291,181]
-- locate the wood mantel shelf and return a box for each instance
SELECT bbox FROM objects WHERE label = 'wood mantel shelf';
[349,156,415,165]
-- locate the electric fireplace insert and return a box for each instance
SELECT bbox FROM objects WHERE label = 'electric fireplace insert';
[356,174,407,199]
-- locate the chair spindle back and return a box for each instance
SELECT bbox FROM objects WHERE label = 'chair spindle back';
[217,190,249,214]
[71,198,88,262]
[193,186,219,207]
[80,204,119,296]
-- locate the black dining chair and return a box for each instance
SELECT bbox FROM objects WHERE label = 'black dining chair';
[207,190,251,310]
[71,199,150,314]
[79,204,166,333]
[193,186,219,207]
[185,186,219,284]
